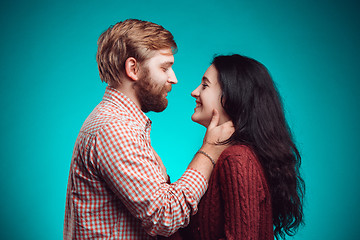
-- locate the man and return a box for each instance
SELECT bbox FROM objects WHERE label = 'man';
[64,19,234,239]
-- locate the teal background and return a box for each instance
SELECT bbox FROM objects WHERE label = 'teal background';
[1,0,359,239]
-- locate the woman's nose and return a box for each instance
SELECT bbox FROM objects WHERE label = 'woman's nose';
[191,86,200,97]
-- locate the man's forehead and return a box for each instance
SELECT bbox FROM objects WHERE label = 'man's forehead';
[158,48,173,55]
[149,49,174,63]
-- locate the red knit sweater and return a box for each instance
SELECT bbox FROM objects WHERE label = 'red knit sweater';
[162,145,274,240]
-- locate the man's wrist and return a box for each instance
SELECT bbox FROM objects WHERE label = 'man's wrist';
[196,150,216,167]
[200,143,222,164]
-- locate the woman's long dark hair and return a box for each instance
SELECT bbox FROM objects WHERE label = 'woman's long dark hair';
[213,54,305,239]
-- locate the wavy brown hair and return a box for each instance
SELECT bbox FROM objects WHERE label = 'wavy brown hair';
[213,54,305,239]
[96,19,177,87]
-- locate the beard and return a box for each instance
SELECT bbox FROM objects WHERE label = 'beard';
[135,67,171,113]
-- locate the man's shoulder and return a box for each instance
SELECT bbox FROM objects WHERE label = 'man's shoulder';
[80,101,133,135]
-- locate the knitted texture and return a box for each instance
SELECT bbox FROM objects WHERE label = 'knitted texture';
[163,145,274,240]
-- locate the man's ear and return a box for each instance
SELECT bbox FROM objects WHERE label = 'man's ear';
[125,57,140,81]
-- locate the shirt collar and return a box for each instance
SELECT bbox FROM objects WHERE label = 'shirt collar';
[103,86,151,129]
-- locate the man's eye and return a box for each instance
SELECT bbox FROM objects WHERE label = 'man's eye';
[162,67,169,72]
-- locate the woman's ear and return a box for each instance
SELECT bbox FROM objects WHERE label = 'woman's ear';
[125,57,140,81]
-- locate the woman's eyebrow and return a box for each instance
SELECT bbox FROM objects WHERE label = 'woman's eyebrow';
[202,76,211,84]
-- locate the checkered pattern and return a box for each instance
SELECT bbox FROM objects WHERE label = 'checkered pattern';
[64,87,208,239]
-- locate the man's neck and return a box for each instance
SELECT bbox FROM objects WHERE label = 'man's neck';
[110,83,141,111]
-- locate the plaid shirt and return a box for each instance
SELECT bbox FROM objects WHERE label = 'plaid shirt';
[64,87,207,239]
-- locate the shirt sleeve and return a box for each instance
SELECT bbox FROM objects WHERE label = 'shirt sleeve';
[218,153,266,240]
[94,121,208,237]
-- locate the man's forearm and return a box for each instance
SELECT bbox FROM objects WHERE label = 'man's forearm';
[187,143,225,181]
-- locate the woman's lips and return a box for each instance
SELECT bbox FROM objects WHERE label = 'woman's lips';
[195,101,202,110]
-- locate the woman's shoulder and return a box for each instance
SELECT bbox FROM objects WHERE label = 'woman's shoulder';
[217,144,268,190]
[220,144,256,160]
[218,144,261,170]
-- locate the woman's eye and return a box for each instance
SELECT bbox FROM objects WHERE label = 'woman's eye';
[202,83,208,89]
[162,67,169,72]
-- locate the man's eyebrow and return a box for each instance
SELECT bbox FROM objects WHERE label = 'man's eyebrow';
[161,61,174,67]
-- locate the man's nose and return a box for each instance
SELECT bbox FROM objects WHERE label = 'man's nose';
[168,68,178,84]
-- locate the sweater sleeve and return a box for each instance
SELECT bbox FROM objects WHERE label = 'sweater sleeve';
[218,152,266,240]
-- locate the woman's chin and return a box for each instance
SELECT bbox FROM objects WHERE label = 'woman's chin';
[191,115,210,128]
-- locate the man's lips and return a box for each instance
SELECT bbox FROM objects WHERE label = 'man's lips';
[162,85,172,97]
[165,85,172,94]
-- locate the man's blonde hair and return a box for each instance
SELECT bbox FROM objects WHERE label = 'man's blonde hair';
[96,19,177,86]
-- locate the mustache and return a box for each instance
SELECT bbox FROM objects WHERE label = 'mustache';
[164,84,172,93]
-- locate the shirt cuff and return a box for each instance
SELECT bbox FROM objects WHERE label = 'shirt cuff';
[178,168,208,203]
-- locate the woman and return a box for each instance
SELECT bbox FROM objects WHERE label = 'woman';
[167,54,304,240]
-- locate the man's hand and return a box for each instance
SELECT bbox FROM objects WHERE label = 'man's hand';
[201,110,235,162]
[203,109,234,145]
[188,110,234,181]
